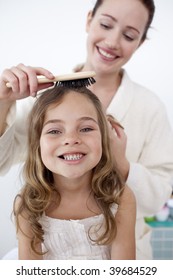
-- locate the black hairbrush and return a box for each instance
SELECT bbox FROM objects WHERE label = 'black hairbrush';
[49,71,96,88]
[6,71,96,89]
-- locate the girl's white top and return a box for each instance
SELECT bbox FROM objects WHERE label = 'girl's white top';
[39,204,118,260]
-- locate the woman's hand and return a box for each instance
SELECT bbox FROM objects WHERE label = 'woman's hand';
[0,63,54,101]
[107,115,130,181]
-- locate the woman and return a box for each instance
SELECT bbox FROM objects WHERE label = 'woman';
[0,0,173,259]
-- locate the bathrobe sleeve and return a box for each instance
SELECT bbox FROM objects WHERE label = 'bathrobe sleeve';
[0,97,35,175]
[126,101,173,218]
[108,71,173,219]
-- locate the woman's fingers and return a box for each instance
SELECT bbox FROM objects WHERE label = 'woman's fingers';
[0,64,54,100]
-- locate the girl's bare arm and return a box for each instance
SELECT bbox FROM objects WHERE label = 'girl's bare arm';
[111,186,136,260]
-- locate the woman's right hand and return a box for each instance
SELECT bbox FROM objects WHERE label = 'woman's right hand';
[0,63,55,101]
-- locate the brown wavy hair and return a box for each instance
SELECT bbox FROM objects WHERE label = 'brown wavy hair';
[14,85,125,255]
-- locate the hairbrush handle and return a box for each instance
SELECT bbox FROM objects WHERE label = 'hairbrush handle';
[38,71,96,84]
[6,71,96,87]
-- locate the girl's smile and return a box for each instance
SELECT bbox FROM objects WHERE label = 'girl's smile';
[40,92,102,181]
[58,153,85,162]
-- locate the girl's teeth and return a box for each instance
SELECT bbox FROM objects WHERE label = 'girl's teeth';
[63,154,83,161]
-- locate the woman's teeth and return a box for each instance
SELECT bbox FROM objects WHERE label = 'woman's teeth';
[99,48,115,59]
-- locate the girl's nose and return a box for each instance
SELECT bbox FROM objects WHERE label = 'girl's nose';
[63,132,81,146]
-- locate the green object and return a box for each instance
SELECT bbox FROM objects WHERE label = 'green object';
[144,216,155,222]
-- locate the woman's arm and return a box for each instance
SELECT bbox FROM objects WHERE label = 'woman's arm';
[0,100,14,136]
[126,104,173,217]
[0,64,54,174]
[108,106,173,217]
[111,186,136,260]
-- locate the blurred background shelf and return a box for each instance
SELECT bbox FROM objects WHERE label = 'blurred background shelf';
[146,220,173,260]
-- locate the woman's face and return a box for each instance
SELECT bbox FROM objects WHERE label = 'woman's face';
[86,0,149,74]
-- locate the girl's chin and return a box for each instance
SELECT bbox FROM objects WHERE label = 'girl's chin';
[57,172,87,180]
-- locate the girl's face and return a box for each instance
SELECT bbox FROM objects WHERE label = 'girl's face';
[86,0,149,74]
[40,92,102,181]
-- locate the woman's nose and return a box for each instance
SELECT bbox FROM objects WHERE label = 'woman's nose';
[105,30,120,49]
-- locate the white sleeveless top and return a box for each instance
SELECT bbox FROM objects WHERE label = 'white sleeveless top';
[39,204,118,260]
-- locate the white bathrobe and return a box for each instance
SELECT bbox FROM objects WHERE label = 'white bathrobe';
[1,70,173,259]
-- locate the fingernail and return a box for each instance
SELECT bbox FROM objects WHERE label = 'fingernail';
[31,92,37,97]
[116,122,124,129]
[49,72,54,77]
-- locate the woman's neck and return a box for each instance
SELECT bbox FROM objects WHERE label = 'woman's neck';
[82,65,123,109]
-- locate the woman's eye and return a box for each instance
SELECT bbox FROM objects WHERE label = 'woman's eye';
[100,23,111,30]
[124,34,135,41]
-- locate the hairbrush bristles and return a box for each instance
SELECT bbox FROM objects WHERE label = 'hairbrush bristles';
[55,77,96,88]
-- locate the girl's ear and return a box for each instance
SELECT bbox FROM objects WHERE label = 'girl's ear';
[86,10,93,33]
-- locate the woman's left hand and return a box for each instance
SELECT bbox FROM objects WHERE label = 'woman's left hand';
[107,115,130,181]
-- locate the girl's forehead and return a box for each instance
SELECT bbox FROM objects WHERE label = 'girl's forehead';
[47,92,94,109]
[44,92,99,120]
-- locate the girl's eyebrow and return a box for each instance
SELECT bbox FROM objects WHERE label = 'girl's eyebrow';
[43,117,98,127]
[102,13,140,34]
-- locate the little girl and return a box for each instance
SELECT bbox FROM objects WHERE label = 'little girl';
[14,85,136,260]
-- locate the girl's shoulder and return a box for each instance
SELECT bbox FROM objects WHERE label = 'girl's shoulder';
[119,185,136,211]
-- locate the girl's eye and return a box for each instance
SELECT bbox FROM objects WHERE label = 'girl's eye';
[48,129,61,134]
[80,127,93,132]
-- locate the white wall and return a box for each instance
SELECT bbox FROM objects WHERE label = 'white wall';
[0,0,173,258]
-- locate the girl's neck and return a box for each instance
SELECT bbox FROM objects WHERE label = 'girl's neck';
[46,174,102,220]
[47,185,101,220]
[53,173,92,195]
